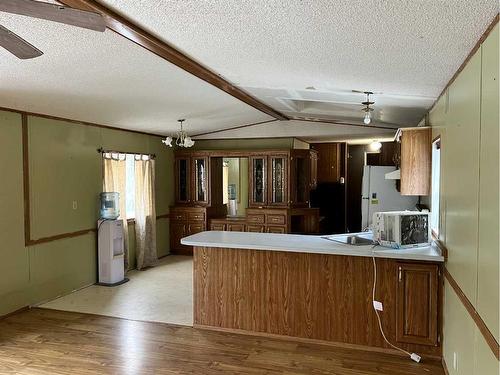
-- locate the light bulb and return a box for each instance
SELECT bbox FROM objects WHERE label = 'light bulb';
[369,140,382,151]
[161,136,173,147]
[363,111,371,125]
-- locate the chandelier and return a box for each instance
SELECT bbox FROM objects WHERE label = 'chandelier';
[162,119,195,148]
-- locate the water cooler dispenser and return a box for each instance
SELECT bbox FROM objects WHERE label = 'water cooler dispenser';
[97,219,126,285]
[97,192,126,286]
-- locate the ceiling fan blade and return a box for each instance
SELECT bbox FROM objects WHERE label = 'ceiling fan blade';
[0,24,43,59]
[0,0,105,32]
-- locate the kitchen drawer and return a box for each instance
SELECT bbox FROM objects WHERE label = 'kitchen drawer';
[170,211,188,221]
[266,214,286,225]
[247,214,265,224]
[267,226,286,234]
[189,223,205,234]
[210,223,226,231]
[246,225,265,233]
[227,223,246,232]
[188,212,206,221]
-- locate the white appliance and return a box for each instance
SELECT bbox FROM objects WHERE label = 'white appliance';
[372,211,431,248]
[361,166,418,229]
[97,219,125,285]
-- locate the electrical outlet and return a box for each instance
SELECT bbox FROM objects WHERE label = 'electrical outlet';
[72,201,78,210]
[453,352,458,370]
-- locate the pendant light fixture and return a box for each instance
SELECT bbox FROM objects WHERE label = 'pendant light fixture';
[162,119,195,148]
[361,91,374,125]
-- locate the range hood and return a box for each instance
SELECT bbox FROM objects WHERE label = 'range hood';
[385,169,401,180]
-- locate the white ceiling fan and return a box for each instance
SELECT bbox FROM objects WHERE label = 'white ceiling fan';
[0,0,105,59]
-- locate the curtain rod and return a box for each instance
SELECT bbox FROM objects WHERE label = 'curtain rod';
[97,147,156,159]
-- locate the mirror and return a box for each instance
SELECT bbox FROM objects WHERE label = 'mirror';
[222,157,248,216]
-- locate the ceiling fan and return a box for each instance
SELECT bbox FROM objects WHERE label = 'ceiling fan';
[0,0,105,59]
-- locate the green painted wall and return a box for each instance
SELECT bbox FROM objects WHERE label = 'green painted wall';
[0,110,175,316]
[428,24,499,374]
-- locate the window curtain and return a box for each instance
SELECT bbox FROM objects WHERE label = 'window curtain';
[103,155,129,270]
[134,157,158,270]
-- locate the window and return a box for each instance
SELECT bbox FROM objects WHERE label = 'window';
[430,138,441,236]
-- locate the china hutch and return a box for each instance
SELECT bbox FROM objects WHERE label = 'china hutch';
[170,149,319,255]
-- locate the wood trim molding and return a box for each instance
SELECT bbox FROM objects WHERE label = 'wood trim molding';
[27,228,96,246]
[443,267,500,360]
[57,0,287,121]
[426,13,499,117]
[21,114,31,246]
[1,106,166,138]
[442,358,450,375]
[0,306,30,320]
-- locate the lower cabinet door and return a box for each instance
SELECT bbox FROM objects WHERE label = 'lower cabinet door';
[189,223,205,235]
[396,263,439,346]
[246,225,265,233]
[267,226,286,234]
[210,223,226,231]
[170,222,188,251]
[227,223,246,232]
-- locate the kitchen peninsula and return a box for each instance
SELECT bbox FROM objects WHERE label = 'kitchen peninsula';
[182,231,444,358]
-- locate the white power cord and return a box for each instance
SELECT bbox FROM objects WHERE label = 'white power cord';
[371,254,421,363]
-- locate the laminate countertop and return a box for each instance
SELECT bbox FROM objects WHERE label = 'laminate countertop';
[181,231,444,262]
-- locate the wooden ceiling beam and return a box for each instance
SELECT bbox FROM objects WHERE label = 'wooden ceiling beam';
[57,0,288,121]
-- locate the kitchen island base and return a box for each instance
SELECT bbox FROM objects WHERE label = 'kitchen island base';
[193,246,442,359]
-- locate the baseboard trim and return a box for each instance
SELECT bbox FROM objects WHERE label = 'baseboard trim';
[444,267,500,361]
[193,324,442,362]
[0,306,30,320]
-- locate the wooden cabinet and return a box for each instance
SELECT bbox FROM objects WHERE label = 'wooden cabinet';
[174,153,223,206]
[249,155,268,207]
[170,206,209,255]
[174,156,191,204]
[268,154,288,206]
[311,143,343,184]
[396,262,439,346]
[309,150,318,190]
[290,150,311,207]
[399,127,431,196]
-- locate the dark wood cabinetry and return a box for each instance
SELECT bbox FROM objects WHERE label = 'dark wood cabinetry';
[396,262,439,346]
[171,149,320,254]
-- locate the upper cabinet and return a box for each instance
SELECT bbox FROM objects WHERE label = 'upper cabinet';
[268,154,288,206]
[399,127,431,196]
[175,153,219,206]
[249,153,289,207]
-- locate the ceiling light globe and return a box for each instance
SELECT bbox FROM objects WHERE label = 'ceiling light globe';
[363,112,371,125]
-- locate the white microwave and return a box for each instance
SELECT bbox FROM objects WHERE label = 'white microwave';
[372,211,430,249]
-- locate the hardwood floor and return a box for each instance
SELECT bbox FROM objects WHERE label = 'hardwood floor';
[0,309,444,375]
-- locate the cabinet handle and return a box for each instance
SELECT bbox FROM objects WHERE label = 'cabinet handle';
[398,267,402,282]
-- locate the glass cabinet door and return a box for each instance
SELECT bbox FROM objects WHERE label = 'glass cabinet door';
[249,156,267,207]
[294,156,308,205]
[175,157,190,204]
[269,154,288,206]
[192,157,209,205]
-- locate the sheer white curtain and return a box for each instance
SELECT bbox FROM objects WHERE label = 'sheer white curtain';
[103,154,129,270]
[134,156,158,270]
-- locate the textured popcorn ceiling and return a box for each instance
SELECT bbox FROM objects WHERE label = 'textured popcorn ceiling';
[99,0,498,129]
[0,12,272,135]
[0,1,497,139]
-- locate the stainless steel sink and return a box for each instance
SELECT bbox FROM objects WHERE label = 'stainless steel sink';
[322,233,374,246]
